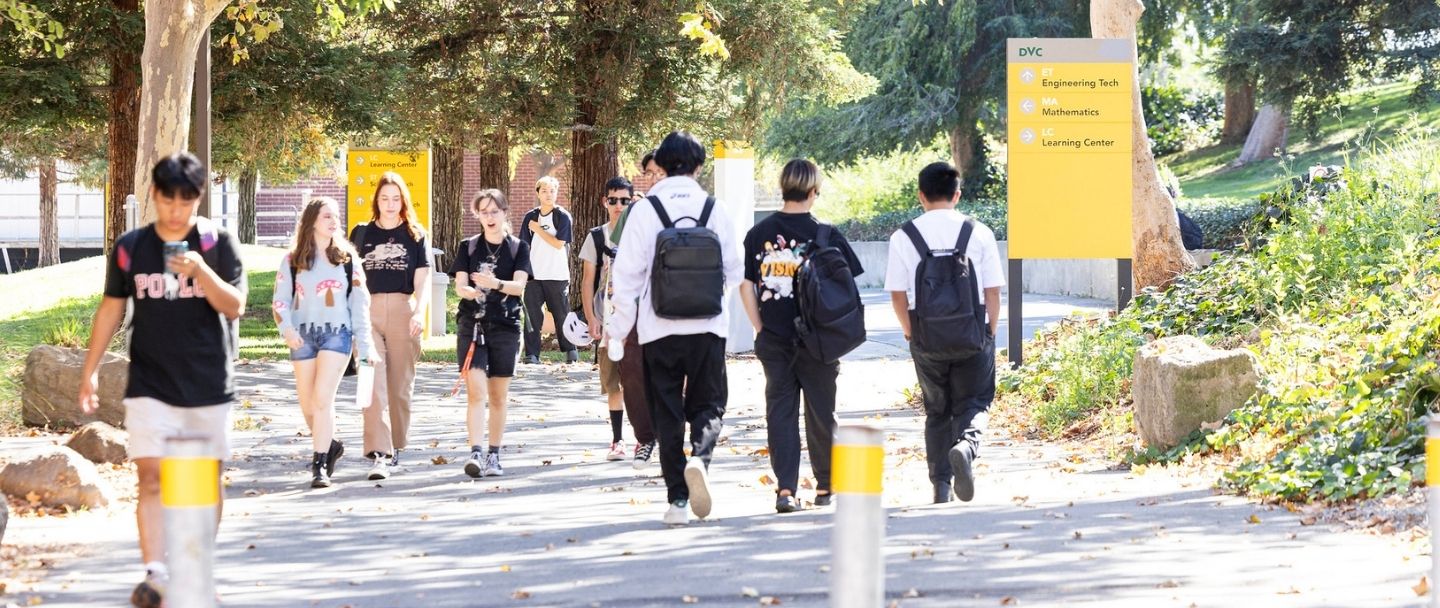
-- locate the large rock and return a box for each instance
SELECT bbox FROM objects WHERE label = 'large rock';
[65,421,129,464]
[1133,336,1261,450]
[0,446,115,509]
[22,345,128,429]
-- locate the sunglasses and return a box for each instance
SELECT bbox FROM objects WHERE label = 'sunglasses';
[606,197,632,207]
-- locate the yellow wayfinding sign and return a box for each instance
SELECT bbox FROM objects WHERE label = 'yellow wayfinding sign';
[1007,39,1134,259]
[345,149,432,235]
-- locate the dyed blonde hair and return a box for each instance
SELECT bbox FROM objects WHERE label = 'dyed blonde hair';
[780,158,822,202]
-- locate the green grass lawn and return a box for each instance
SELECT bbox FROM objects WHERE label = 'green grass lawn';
[1166,81,1440,200]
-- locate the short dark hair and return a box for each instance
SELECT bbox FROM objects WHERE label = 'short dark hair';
[152,152,207,200]
[918,161,961,203]
[654,132,705,177]
[604,176,634,197]
[640,149,657,170]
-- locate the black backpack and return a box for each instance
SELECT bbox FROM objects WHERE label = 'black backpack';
[648,195,724,319]
[902,219,989,359]
[116,218,240,360]
[794,224,866,364]
[588,225,615,294]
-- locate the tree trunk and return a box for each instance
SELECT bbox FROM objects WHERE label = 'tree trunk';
[1234,104,1289,166]
[476,127,511,196]
[431,140,465,265]
[949,120,983,184]
[38,159,60,268]
[568,102,619,309]
[238,165,258,244]
[1092,0,1196,291]
[106,0,141,252]
[1221,80,1256,145]
[133,0,230,223]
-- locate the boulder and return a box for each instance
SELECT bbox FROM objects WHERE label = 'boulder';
[1133,336,1261,450]
[0,446,115,509]
[65,421,129,464]
[22,345,128,429]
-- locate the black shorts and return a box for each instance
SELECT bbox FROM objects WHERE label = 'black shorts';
[456,321,521,378]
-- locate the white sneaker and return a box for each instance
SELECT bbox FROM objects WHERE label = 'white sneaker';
[463,451,484,478]
[663,500,690,526]
[684,458,712,519]
[606,441,626,461]
[484,451,505,477]
[367,456,391,481]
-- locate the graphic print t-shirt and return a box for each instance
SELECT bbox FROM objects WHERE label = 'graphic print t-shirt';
[743,212,864,341]
[104,224,246,407]
[449,235,533,328]
[351,222,429,295]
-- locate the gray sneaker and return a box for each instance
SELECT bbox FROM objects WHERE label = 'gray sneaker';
[463,451,484,478]
[484,451,504,477]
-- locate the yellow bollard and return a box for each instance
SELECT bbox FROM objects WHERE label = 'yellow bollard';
[163,433,219,608]
[830,424,885,607]
[1428,417,1440,607]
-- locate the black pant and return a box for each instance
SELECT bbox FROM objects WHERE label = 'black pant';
[911,340,995,486]
[755,333,838,494]
[523,279,575,358]
[643,333,727,503]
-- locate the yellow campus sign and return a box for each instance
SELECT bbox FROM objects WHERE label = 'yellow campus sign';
[1007,39,1134,259]
[345,149,432,235]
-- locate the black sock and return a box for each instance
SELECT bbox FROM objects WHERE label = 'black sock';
[488,445,500,454]
[470,445,483,454]
[609,410,624,443]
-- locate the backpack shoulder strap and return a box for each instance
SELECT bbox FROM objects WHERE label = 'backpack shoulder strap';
[900,221,930,258]
[590,226,607,257]
[115,226,153,274]
[506,235,521,259]
[697,196,716,227]
[344,257,354,297]
[467,235,478,258]
[647,195,675,229]
[815,223,833,249]
[289,254,299,298]
[954,219,976,254]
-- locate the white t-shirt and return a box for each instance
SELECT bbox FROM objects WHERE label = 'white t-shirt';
[883,208,1005,309]
[577,223,615,266]
[525,207,571,281]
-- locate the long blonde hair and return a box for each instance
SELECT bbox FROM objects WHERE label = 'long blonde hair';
[370,171,428,242]
[290,197,356,271]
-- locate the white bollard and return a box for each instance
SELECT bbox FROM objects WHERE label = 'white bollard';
[163,433,218,608]
[1429,416,1440,607]
[830,423,885,608]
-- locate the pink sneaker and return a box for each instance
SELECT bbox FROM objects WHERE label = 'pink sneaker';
[606,441,626,461]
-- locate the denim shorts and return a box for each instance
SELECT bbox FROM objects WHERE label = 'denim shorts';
[290,324,353,361]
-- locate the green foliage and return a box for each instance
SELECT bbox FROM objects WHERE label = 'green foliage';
[0,0,65,56]
[1001,128,1440,502]
[1142,85,1222,157]
[1178,197,1262,249]
[831,202,1008,243]
[41,313,86,348]
[999,316,1146,435]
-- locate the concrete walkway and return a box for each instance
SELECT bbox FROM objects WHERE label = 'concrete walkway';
[1,293,1426,607]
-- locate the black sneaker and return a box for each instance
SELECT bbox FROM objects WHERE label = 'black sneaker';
[632,441,656,471]
[775,494,800,513]
[522,355,541,365]
[564,350,580,364]
[949,442,976,502]
[327,439,345,477]
[814,492,833,507]
[933,481,952,504]
[310,452,332,488]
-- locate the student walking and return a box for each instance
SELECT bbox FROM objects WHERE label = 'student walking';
[348,172,431,480]
[77,153,247,607]
[451,189,531,478]
[740,159,864,513]
[273,197,377,489]
[580,176,657,463]
[520,176,579,364]
[607,131,743,525]
[883,162,1004,504]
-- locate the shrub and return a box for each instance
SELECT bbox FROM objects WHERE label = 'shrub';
[1142,85,1223,157]
[1176,197,1263,249]
[833,200,1008,242]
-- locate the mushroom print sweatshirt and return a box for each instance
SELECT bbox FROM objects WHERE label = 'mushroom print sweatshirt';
[272,252,375,360]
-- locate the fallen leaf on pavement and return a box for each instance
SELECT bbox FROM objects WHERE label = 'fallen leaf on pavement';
[758,475,774,486]
[903,588,922,598]
[682,596,699,604]
[1247,514,1262,524]
[511,589,531,600]
[1000,597,1017,605]
[1156,580,1180,589]
[759,597,781,605]
[500,565,511,572]
[431,456,449,465]
[741,587,759,598]
[1299,516,1317,526]
[428,439,440,448]
[1414,576,1430,597]
[419,514,430,521]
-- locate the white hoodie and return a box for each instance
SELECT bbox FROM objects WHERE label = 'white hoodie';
[606,175,744,345]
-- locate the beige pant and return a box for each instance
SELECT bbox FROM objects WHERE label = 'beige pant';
[364,292,422,457]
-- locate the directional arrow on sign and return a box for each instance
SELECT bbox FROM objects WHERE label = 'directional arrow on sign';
[1020,99,1036,114]
[1020,69,1036,84]
[1019,129,1036,144]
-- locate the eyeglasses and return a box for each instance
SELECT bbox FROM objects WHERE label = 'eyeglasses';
[477,209,506,218]
[606,197,632,207]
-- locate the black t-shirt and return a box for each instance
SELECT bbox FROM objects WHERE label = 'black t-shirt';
[104,223,246,406]
[743,212,864,341]
[448,234,532,328]
[350,222,430,295]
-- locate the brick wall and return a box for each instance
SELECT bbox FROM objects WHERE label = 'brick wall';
[255,175,345,245]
